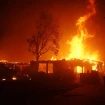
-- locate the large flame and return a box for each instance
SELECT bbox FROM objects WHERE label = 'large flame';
[66,0,98,61]
[51,0,101,73]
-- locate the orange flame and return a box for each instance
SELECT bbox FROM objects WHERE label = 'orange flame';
[50,0,101,73]
[51,56,57,61]
[66,0,99,62]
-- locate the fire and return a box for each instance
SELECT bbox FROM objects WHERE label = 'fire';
[51,56,57,61]
[66,0,99,72]
[0,60,8,63]
[50,0,102,73]
[66,0,98,61]
[76,66,82,73]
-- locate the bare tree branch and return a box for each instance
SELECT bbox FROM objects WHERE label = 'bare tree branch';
[27,12,60,61]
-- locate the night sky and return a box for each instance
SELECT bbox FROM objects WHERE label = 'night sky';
[0,0,105,62]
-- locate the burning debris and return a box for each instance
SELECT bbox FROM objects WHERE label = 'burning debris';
[0,61,30,81]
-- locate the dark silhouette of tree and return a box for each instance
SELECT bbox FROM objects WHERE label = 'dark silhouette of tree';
[27,12,60,61]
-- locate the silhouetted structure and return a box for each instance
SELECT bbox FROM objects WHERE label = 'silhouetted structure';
[29,59,104,82]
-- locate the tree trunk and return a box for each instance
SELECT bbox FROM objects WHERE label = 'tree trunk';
[36,44,39,73]
[36,51,39,73]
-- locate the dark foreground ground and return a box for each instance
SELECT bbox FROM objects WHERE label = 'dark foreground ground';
[0,80,105,105]
[0,80,81,105]
[40,84,105,105]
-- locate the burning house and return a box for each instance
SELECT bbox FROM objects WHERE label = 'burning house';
[30,59,104,73]
[0,61,30,81]
[29,0,105,81]
[29,59,104,82]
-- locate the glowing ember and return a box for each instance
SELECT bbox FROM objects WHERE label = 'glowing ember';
[12,76,17,80]
[2,78,6,81]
